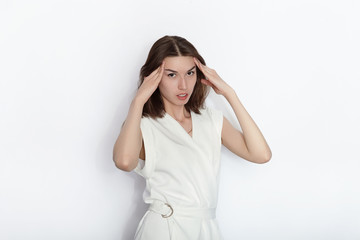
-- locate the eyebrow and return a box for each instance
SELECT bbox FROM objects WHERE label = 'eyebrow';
[165,66,196,73]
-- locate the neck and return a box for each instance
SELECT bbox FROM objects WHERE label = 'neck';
[163,102,189,122]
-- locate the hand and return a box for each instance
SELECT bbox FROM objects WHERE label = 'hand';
[135,62,165,104]
[194,58,233,97]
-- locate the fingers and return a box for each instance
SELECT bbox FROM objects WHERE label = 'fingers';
[194,58,209,81]
[194,57,205,73]
[152,62,164,85]
[194,57,214,77]
[146,66,159,79]
[144,62,165,82]
[195,58,222,83]
[157,61,165,82]
[201,79,215,88]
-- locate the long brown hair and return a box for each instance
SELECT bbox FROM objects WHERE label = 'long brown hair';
[139,35,209,118]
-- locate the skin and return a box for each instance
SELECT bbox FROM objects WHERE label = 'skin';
[159,56,197,116]
[113,56,272,172]
[193,58,272,163]
[158,56,196,132]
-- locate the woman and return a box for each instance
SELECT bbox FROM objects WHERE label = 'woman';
[113,35,272,239]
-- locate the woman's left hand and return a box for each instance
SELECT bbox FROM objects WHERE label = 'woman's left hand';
[194,57,233,97]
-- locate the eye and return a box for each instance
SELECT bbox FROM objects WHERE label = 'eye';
[168,73,176,78]
[187,71,195,76]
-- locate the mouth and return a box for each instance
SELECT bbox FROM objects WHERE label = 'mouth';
[177,93,188,100]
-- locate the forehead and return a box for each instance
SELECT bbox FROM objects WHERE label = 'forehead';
[164,56,194,71]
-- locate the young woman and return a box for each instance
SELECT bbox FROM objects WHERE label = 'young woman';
[113,35,272,239]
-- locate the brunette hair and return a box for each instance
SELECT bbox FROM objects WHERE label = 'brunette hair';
[139,35,209,118]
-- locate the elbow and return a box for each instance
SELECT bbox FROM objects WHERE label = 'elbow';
[250,151,272,164]
[257,151,272,164]
[113,155,137,172]
[257,155,271,164]
[115,161,133,172]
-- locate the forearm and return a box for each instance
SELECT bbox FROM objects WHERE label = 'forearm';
[224,88,272,161]
[113,97,144,171]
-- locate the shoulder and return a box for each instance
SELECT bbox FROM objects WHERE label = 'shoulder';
[139,115,167,132]
[199,106,223,120]
[139,116,155,131]
[140,115,160,125]
[198,106,224,135]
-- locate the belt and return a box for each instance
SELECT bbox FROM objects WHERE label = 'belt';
[149,199,216,219]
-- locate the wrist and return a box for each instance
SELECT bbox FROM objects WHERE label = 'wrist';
[223,86,236,99]
[133,92,147,103]
[132,96,146,108]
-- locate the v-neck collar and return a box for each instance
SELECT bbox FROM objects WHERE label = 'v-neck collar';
[164,110,195,141]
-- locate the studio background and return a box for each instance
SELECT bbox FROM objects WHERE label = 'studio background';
[1,0,359,239]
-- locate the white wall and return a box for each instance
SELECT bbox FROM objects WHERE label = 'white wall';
[1,0,359,239]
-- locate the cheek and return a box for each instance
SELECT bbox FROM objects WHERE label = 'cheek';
[189,76,197,88]
[158,80,172,95]
[160,77,177,87]
[158,83,165,95]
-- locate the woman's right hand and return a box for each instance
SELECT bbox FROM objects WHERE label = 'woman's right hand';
[135,62,165,104]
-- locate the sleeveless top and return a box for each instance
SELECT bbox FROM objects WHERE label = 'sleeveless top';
[134,106,224,240]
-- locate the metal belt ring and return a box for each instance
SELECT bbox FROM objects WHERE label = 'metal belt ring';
[161,203,174,218]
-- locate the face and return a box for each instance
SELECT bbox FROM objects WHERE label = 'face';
[159,56,197,108]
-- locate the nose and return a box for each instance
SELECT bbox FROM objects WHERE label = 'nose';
[178,76,187,90]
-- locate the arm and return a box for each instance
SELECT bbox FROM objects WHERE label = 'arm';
[113,62,164,171]
[113,98,145,171]
[221,89,272,164]
[194,58,272,164]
